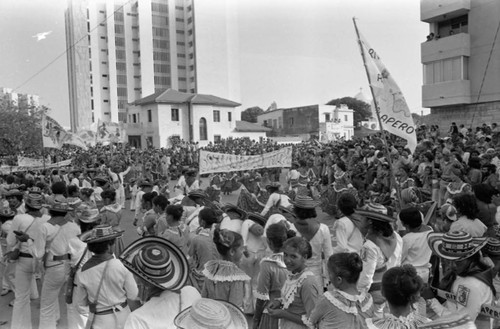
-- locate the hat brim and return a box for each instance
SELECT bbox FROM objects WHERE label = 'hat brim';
[25,201,43,210]
[355,209,394,223]
[119,236,189,291]
[78,215,100,223]
[247,213,266,227]
[428,232,488,261]
[81,230,123,244]
[222,204,248,221]
[174,300,249,329]
[5,191,23,197]
[290,200,319,210]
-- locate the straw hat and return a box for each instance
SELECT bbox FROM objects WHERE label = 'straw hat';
[0,208,16,219]
[81,224,123,244]
[483,237,500,257]
[27,186,43,194]
[247,212,266,227]
[139,180,153,188]
[5,187,23,197]
[291,195,319,210]
[427,231,487,261]
[46,202,73,213]
[265,182,281,191]
[222,204,247,221]
[355,209,394,223]
[361,202,388,215]
[119,236,189,291]
[75,206,100,223]
[93,175,109,184]
[25,193,44,210]
[174,298,248,329]
[187,189,207,200]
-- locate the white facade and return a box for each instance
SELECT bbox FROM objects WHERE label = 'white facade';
[66,0,240,131]
[256,109,283,128]
[319,104,355,141]
[0,87,40,108]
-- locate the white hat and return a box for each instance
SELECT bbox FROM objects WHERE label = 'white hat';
[174,298,248,329]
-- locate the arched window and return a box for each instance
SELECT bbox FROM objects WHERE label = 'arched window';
[199,117,207,140]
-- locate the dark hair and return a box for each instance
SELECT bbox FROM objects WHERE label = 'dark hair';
[101,189,116,202]
[142,192,158,206]
[67,185,79,197]
[213,228,243,257]
[327,253,363,284]
[382,264,423,307]
[283,237,312,259]
[266,223,295,252]
[468,156,482,170]
[25,204,40,213]
[453,193,479,219]
[336,161,347,172]
[79,221,97,234]
[370,219,394,237]
[51,181,67,195]
[337,193,357,216]
[293,207,317,220]
[266,185,280,194]
[166,204,183,221]
[49,210,68,217]
[80,188,94,197]
[153,195,169,211]
[398,207,422,229]
[6,175,15,184]
[199,208,219,227]
[423,152,434,162]
[88,239,115,254]
[473,184,497,204]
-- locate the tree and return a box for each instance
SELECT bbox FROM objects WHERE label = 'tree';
[241,106,264,123]
[0,99,45,156]
[326,97,372,127]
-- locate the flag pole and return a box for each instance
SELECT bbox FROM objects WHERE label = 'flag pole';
[352,17,402,210]
[41,111,47,172]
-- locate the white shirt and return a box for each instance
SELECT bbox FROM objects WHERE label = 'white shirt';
[401,229,433,269]
[331,216,364,254]
[260,193,292,216]
[450,216,487,238]
[6,213,49,257]
[124,286,200,329]
[75,258,138,312]
[34,220,81,262]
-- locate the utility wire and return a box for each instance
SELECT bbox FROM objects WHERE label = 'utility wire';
[13,0,135,93]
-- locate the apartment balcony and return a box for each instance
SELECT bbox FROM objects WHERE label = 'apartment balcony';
[421,0,470,23]
[421,32,470,63]
[422,80,471,108]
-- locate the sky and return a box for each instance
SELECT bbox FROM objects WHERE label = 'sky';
[0,0,429,127]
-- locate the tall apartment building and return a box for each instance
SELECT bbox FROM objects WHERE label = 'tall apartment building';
[420,0,500,128]
[65,0,240,132]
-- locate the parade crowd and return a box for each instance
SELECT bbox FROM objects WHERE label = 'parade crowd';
[1,121,500,329]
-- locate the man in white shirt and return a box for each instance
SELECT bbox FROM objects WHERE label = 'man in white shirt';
[332,193,365,254]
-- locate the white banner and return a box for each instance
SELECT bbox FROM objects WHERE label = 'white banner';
[17,156,44,167]
[0,159,72,175]
[199,147,293,174]
[355,24,417,152]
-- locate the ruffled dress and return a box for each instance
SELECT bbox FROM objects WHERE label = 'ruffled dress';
[366,312,430,329]
[309,290,374,329]
[201,259,251,310]
[279,269,320,329]
[254,253,288,329]
[99,203,124,256]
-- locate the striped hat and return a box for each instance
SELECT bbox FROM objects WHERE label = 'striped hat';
[174,299,248,329]
[120,236,188,291]
[291,195,319,210]
[362,202,388,215]
[484,237,500,257]
[428,231,487,261]
[25,193,44,210]
[81,224,123,244]
[418,313,475,329]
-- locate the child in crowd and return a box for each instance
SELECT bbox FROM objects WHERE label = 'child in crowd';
[137,192,158,236]
[253,223,293,329]
[309,253,374,329]
[267,237,320,329]
[100,189,124,256]
[160,205,189,256]
[152,195,169,235]
[201,227,250,310]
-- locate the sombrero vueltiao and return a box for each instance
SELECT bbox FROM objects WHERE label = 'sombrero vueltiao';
[428,231,488,261]
[80,224,123,244]
[484,237,500,257]
[222,204,247,221]
[246,212,266,227]
[291,195,319,210]
[119,236,188,291]
[174,298,248,329]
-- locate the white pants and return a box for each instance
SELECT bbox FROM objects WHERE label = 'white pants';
[91,306,131,329]
[116,186,126,209]
[11,257,36,329]
[39,263,69,329]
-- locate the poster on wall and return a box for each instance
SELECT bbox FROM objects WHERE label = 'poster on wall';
[199,147,293,174]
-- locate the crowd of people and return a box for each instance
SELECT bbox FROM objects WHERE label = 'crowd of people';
[0,121,500,328]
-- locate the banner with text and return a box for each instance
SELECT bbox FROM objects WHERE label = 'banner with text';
[199,147,293,174]
[17,156,44,167]
[0,159,72,175]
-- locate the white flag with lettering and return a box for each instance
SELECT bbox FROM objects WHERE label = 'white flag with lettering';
[357,31,417,152]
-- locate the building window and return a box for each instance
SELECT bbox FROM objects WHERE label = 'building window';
[273,119,277,128]
[118,112,127,123]
[344,115,348,122]
[103,100,109,103]
[228,112,232,122]
[171,108,179,121]
[289,118,294,126]
[132,114,137,123]
[438,14,468,37]
[214,135,221,143]
[147,109,152,122]
[423,56,468,84]
[213,110,220,122]
[199,117,207,140]
[278,117,282,128]
[325,113,330,121]
[147,136,153,147]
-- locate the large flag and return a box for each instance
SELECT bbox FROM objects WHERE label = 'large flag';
[41,114,87,150]
[96,119,125,144]
[354,20,417,152]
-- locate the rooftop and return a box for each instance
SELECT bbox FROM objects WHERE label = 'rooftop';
[234,120,272,132]
[132,89,241,107]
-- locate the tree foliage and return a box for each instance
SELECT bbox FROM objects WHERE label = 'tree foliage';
[0,100,46,156]
[326,97,372,126]
[241,106,264,123]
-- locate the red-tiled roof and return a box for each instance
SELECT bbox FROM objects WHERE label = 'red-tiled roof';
[132,89,240,107]
[235,121,272,132]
